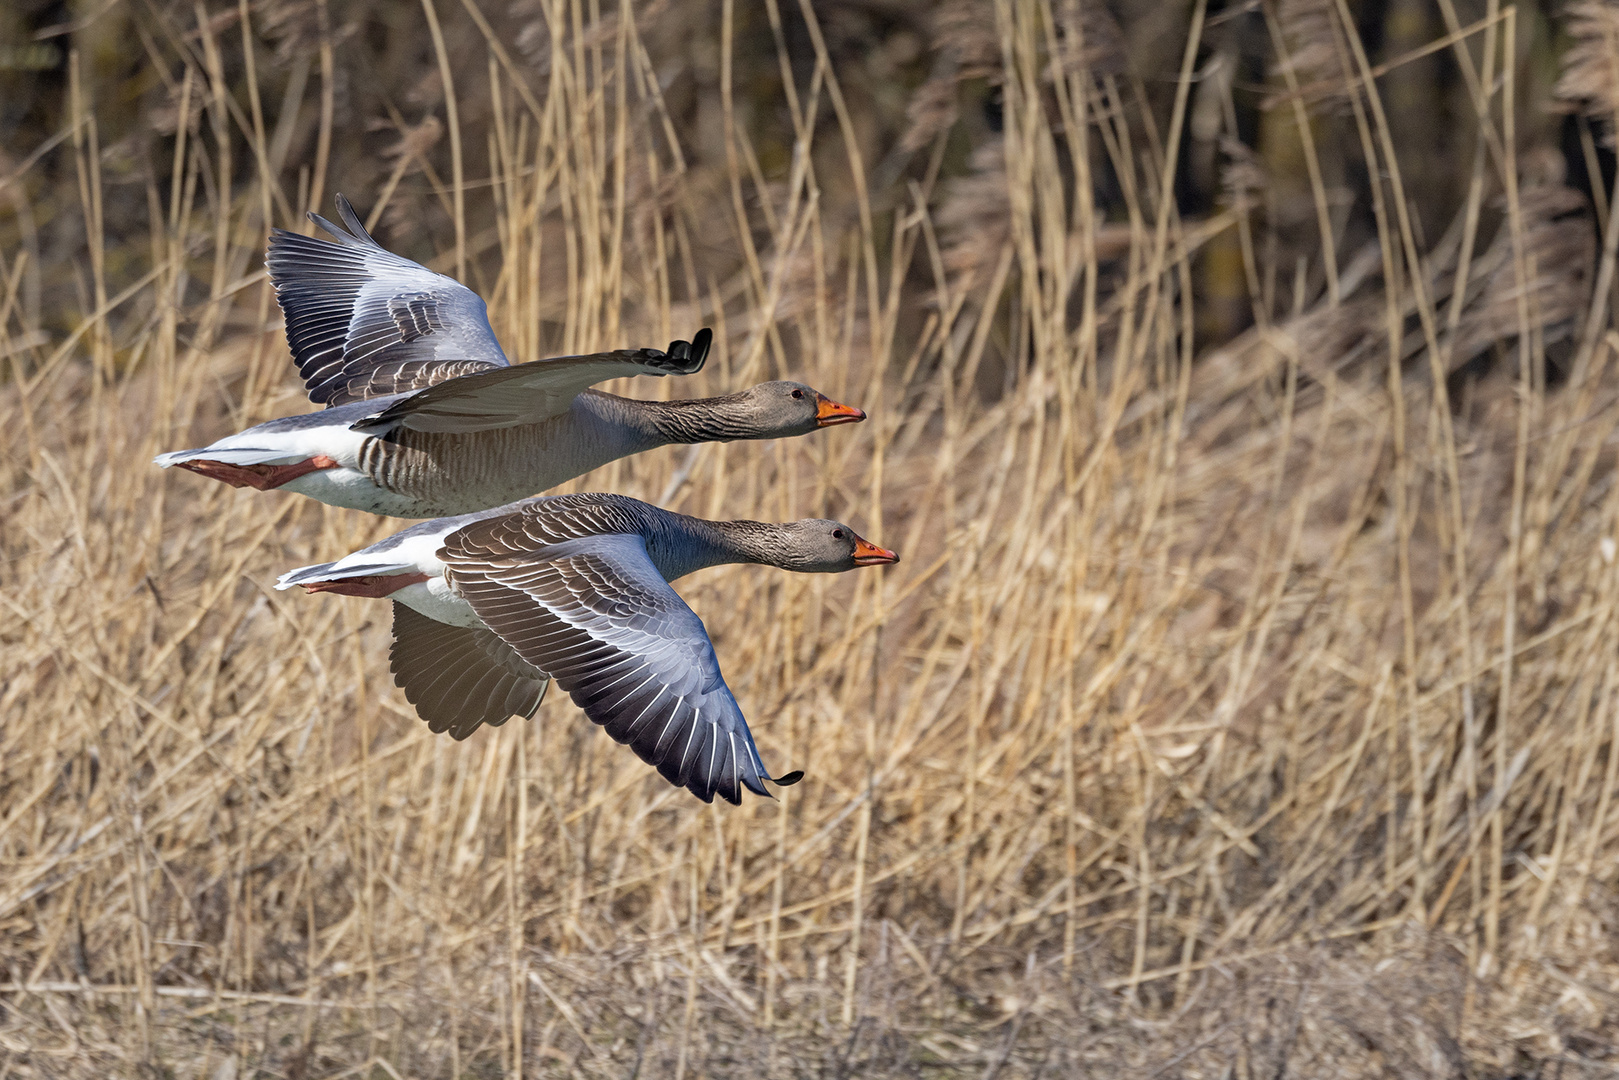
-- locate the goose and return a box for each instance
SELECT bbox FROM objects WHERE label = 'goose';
[155,196,866,518]
[275,492,898,804]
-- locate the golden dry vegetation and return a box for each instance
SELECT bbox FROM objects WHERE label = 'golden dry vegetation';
[3,0,1619,1075]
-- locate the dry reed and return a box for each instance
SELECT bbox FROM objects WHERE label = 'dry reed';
[2,0,1619,1076]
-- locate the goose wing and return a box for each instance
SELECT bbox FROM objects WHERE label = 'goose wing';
[349,329,711,435]
[388,601,549,740]
[268,194,510,406]
[440,530,797,804]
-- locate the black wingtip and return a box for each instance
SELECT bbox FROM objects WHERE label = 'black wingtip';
[305,196,381,248]
[772,769,805,787]
[667,327,712,373]
[308,211,346,243]
[334,193,382,247]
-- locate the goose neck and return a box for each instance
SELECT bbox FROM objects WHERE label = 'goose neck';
[654,515,779,579]
[630,393,760,445]
[707,519,781,564]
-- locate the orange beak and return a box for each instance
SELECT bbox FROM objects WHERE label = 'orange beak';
[814,393,867,427]
[852,535,899,566]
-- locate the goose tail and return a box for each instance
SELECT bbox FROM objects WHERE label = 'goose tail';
[275,560,418,591]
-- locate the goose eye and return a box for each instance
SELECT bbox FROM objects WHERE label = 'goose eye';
[832,529,846,539]
[791,389,804,399]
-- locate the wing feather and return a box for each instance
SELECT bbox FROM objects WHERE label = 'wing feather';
[440,531,793,804]
[269,194,510,405]
[389,601,549,740]
[348,329,713,435]
[272,198,715,423]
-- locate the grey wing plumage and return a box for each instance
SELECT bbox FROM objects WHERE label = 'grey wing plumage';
[389,601,549,740]
[440,531,798,804]
[267,193,511,406]
[349,328,713,435]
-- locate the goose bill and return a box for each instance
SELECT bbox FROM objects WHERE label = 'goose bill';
[852,536,899,565]
[813,394,866,426]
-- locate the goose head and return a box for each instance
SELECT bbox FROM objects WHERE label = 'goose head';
[769,519,899,572]
[724,381,866,438]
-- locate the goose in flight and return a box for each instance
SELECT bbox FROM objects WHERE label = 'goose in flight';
[156,196,865,518]
[276,492,898,804]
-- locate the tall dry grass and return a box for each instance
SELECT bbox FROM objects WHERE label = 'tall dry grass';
[3,0,1619,1075]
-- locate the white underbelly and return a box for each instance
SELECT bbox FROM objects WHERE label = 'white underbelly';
[392,576,482,628]
[277,468,434,516]
[279,468,542,518]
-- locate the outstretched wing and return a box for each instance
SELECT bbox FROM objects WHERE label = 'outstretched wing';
[440,531,798,804]
[267,194,510,406]
[349,329,712,435]
[388,601,549,740]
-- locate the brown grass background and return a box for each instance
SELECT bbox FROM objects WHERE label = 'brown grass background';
[4,0,1619,1074]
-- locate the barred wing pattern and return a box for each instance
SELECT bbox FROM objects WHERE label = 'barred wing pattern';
[442,532,795,804]
[389,601,549,741]
[267,194,510,406]
[442,492,657,552]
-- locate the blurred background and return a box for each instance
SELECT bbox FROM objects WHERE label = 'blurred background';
[4,0,1619,1074]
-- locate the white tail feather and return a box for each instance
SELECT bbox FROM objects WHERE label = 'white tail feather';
[154,446,309,468]
[275,561,418,590]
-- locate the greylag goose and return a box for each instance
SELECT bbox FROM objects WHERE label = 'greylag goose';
[275,493,898,804]
[155,196,866,518]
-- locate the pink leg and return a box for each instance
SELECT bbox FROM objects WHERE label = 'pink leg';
[300,573,429,598]
[177,454,339,490]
